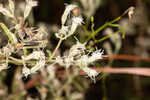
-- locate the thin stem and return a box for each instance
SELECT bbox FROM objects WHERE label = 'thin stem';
[95,30,120,43]
[86,17,121,42]
[50,38,63,61]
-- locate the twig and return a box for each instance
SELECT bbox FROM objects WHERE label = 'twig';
[49,38,63,61]
[103,55,150,63]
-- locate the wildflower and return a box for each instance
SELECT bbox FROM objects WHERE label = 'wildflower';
[2,43,14,57]
[55,26,69,39]
[33,25,48,40]
[56,4,83,39]
[69,41,86,59]
[22,66,31,78]
[61,4,78,25]
[75,55,89,68]
[24,0,38,20]
[8,0,15,16]
[0,4,14,18]
[22,50,45,76]
[55,56,64,66]
[72,16,83,25]
[68,16,83,37]
[54,40,103,82]
[128,7,135,22]
[55,56,73,69]
[82,67,99,82]
[63,56,73,68]
[72,7,80,17]
[88,49,104,63]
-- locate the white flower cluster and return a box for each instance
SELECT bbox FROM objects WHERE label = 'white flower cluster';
[22,50,45,77]
[2,43,14,57]
[55,41,104,82]
[0,0,37,20]
[55,4,83,40]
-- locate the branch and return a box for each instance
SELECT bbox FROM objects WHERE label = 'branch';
[103,55,150,63]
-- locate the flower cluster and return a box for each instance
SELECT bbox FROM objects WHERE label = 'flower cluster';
[0,1,104,83]
[0,0,38,20]
[55,4,83,40]
[22,50,46,77]
[55,41,104,82]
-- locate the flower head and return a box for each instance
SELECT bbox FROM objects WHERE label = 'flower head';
[2,43,14,57]
[61,4,78,25]
[0,4,14,18]
[88,49,104,63]
[55,26,69,39]
[22,66,31,78]
[128,6,135,21]
[69,41,86,59]
[55,56,73,69]
[72,16,83,25]
[8,0,15,16]
[82,67,99,83]
[67,16,83,37]
[24,0,38,20]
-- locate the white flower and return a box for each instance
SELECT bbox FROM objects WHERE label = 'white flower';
[55,26,69,39]
[67,16,83,38]
[22,66,31,78]
[72,16,83,25]
[69,41,86,58]
[128,7,135,21]
[55,56,65,66]
[75,55,89,68]
[88,49,104,63]
[61,4,78,25]
[26,0,38,7]
[22,51,45,76]
[82,67,99,83]
[59,26,69,35]
[2,43,14,57]
[64,56,73,68]
[0,4,14,18]
[8,0,15,16]
[55,56,73,69]
[24,0,38,20]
